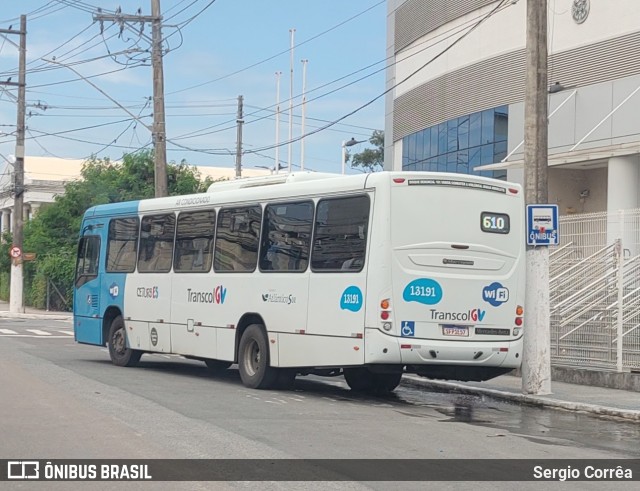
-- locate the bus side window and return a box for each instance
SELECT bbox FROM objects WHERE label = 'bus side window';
[106,217,139,273]
[311,195,370,272]
[174,209,216,273]
[75,235,101,287]
[214,205,261,273]
[138,213,176,273]
[259,201,313,273]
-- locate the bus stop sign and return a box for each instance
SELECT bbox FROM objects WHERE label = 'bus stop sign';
[526,204,559,246]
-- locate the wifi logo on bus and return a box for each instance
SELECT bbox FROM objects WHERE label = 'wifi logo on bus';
[482,282,509,307]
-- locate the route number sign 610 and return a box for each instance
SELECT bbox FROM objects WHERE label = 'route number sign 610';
[481,212,510,234]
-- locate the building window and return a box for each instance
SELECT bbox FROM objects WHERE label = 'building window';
[402,106,509,179]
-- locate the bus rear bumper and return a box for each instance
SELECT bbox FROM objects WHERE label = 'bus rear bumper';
[365,327,522,369]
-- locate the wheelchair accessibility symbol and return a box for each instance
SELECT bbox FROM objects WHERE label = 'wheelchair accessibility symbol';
[401,321,415,337]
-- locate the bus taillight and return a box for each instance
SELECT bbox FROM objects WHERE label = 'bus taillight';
[514,305,524,335]
[380,298,392,327]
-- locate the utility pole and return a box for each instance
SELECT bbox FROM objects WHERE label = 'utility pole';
[0,16,27,313]
[151,0,168,197]
[523,0,551,395]
[93,1,167,197]
[235,95,244,178]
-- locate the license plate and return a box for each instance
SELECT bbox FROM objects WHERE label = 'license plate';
[442,325,469,337]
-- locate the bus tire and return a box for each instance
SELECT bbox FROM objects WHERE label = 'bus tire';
[344,369,402,393]
[238,324,278,389]
[373,372,403,393]
[274,369,296,390]
[107,315,142,367]
[204,359,232,372]
[343,367,375,392]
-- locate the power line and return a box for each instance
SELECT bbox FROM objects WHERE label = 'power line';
[168,0,510,156]
[170,0,515,143]
[167,0,385,96]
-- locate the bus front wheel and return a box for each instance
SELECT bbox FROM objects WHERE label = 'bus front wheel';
[238,324,278,389]
[107,315,142,367]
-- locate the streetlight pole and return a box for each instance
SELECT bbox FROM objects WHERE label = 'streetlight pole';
[341,138,364,175]
[300,59,308,171]
[341,140,347,175]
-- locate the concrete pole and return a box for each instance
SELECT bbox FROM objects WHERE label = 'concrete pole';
[522,0,551,395]
[151,0,168,197]
[341,141,346,175]
[10,15,26,314]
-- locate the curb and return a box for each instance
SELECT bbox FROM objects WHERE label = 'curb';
[0,312,72,321]
[402,375,640,422]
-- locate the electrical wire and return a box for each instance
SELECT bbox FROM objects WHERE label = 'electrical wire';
[170,0,515,142]
[167,0,510,156]
[167,0,384,96]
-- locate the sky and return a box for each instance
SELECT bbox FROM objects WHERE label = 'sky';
[0,0,387,178]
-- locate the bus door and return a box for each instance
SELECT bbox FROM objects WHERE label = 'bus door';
[74,220,105,345]
[305,195,371,366]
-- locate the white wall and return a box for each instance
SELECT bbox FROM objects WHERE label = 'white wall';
[395,0,640,98]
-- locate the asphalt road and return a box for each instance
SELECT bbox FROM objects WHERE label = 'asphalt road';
[1,317,639,490]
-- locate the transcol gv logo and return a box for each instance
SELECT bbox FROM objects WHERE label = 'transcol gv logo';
[482,282,509,307]
[187,285,227,304]
[430,308,486,322]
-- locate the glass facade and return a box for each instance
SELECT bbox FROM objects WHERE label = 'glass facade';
[402,106,508,180]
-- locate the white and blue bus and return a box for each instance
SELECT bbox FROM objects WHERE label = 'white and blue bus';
[73,171,525,392]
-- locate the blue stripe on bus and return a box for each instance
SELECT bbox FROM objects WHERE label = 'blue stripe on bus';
[85,200,141,219]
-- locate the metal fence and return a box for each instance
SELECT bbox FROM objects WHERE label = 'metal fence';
[550,209,640,372]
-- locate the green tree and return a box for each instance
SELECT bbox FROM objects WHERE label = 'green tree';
[348,130,384,173]
[4,150,215,309]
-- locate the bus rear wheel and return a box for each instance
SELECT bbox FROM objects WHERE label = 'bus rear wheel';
[344,368,402,393]
[238,324,278,389]
[107,315,142,367]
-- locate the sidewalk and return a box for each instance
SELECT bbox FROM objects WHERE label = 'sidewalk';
[0,300,72,320]
[403,373,640,422]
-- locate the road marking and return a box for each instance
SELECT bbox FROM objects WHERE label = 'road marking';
[26,329,52,336]
[0,328,17,334]
[0,334,72,338]
[57,330,74,336]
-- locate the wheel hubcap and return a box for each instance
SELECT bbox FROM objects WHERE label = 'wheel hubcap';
[113,328,126,355]
[243,339,260,377]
